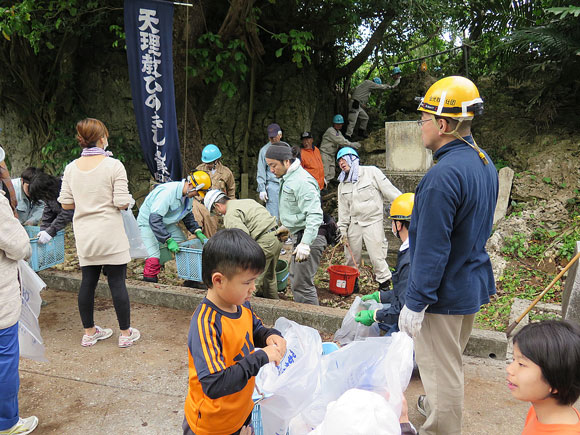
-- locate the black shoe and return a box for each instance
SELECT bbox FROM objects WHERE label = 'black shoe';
[378,279,391,291]
[352,277,360,294]
[143,276,158,283]
[183,280,207,290]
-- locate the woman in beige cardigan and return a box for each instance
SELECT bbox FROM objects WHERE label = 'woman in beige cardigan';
[0,146,39,434]
[58,118,140,348]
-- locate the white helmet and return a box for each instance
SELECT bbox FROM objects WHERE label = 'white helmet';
[203,189,226,212]
[0,146,4,163]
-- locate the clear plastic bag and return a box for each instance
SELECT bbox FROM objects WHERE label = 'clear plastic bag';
[18,260,47,362]
[255,318,322,435]
[121,209,148,259]
[333,296,382,345]
[308,389,401,435]
[291,332,414,433]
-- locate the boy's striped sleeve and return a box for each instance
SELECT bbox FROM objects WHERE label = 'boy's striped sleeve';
[189,304,226,378]
[245,302,282,348]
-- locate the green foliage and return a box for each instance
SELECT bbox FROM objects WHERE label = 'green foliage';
[272,29,313,68]
[0,1,114,54]
[188,33,248,98]
[476,266,561,331]
[502,232,529,259]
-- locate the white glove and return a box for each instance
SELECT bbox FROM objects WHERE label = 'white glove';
[128,197,136,209]
[398,304,428,338]
[259,191,268,202]
[293,243,311,262]
[351,142,361,149]
[37,230,53,244]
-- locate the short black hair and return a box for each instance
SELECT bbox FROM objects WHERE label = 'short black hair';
[513,320,580,405]
[21,167,39,184]
[28,172,62,203]
[201,229,266,288]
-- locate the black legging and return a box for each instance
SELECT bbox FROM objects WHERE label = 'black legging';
[78,264,131,331]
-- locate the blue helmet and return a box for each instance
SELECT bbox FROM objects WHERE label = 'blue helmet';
[373,77,382,84]
[333,114,344,124]
[392,67,402,75]
[336,147,359,161]
[201,144,222,163]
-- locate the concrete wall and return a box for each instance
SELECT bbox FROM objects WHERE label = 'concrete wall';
[385,121,432,172]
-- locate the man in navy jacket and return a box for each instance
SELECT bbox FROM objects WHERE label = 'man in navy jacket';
[399,76,499,435]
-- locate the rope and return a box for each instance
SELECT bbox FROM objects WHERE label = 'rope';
[183,3,189,176]
[431,114,489,165]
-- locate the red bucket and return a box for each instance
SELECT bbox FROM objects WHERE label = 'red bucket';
[327,265,359,296]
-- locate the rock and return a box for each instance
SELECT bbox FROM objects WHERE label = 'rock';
[361,128,386,153]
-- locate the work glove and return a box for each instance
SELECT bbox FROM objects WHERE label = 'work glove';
[398,305,428,338]
[23,220,35,226]
[37,230,52,245]
[341,234,349,245]
[259,191,268,202]
[361,291,380,303]
[128,198,136,209]
[194,229,208,245]
[293,243,311,262]
[275,226,290,243]
[332,228,342,245]
[166,238,180,253]
[354,309,376,326]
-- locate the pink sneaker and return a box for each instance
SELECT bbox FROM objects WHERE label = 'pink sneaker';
[81,326,113,347]
[119,328,141,348]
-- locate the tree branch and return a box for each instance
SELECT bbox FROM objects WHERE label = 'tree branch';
[336,12,396,78]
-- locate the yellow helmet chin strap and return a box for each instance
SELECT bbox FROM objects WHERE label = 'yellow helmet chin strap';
[430,114,489,165]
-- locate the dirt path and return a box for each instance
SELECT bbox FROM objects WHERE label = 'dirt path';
[19,289,531,434]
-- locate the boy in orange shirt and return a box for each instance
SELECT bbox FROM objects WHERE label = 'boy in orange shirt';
[507,320,580,434]
[183,229,286,435]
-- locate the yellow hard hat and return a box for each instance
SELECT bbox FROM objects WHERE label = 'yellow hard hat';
[389,193,415,221]
[417,76,483,120]
[187,170,212,198]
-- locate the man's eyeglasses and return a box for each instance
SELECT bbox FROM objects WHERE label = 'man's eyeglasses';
[416,118,432,127]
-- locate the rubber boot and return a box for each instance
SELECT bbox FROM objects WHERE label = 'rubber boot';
[143,257,161,283]
[352,277,360,294]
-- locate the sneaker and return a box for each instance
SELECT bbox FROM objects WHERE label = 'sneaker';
[280,249,286,255]
[0,416,39,434]
[285,236,293,245]
[119,328,141,348]
[81,326,113,347]
[417,395,428,417]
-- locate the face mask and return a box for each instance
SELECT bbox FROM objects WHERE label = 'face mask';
[103,138,109,150]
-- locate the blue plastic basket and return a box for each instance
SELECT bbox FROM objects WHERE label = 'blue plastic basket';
[25,225,65,272]
[251,342,339,434]
[175,239,203,281]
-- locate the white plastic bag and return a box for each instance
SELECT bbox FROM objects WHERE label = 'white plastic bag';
[292,332,414,433]
[333,296,382,345]
[255,317,322,435]
[121,209,148,259]
[18,260,47,361]
[308,389,401,435]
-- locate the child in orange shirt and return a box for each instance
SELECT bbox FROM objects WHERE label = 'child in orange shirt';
[507,320,580,434]
[183,228,287,435]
